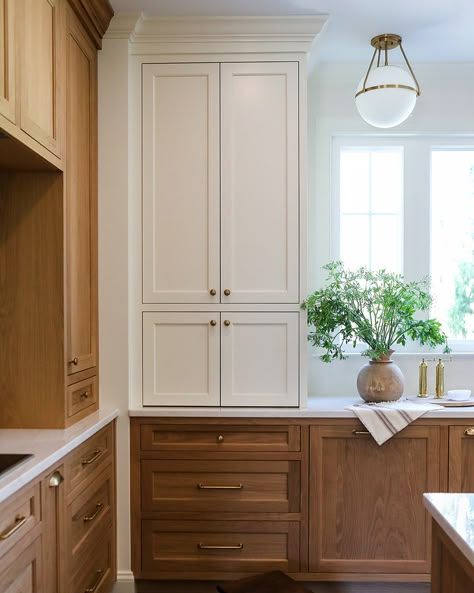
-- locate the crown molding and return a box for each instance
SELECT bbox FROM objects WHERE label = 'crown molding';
[105,14,328,53]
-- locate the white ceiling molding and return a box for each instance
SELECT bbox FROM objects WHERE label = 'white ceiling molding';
[105,14,328,54]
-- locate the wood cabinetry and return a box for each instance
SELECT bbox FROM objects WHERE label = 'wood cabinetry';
[448,425,474,492]
[309,423,441,576]
[142,312,299,406]
[0,0,111,428]
[130,418,307,580]
[0,0,16,124]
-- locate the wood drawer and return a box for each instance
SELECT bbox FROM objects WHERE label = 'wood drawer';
[67,376,98,419]
[141,520,300,575]
[65,424,114,499]
[71,531,114,593]
[0,483,40,561]
[0,535,43,593]
[140,424,301,452]
[141,459,300,513]
[67,465,114,572]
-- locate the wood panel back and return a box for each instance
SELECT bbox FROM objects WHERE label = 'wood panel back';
[0,171,65,428]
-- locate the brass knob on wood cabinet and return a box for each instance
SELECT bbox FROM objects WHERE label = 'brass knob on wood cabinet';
[464,427,474,436]
[209,289,217,296]
[223,289,231,296]
[69,357,79,366]
[80,391,89,399]
[223,320,231,326]
[49,471,64,488]
[217,434,224,443]
[210,320,217,326]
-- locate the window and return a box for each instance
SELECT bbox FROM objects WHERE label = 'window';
[333,136,474,349]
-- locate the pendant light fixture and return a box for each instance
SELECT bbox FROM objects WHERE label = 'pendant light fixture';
[355,33,420,128]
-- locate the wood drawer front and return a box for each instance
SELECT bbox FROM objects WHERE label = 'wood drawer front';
[0,483,40,561]
[141,520,300,574]
[65,424,113,497]
[141,459,300,513]
[71,531,114,593]
[140,424,301,452]
[67,376,98,418]
[0,535,43,593]
[68,465,114,570]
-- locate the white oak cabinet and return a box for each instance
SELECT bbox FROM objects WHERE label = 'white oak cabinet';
[142,61,299,305]
[0,0,16,124]
[143,312,299,406]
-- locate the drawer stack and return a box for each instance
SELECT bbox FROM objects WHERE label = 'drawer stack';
[64,423,116,593]
[131,419,308,580]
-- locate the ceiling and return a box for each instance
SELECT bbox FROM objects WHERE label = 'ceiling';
[109,0,474,62]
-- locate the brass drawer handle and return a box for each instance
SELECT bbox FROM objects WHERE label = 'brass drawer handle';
[198,543,243,550]
[464,427,474,436]
[81,449,103,466]
[198,483,243,490]
[69,357,79,366]
[83,502,104,523]
[353,430,370,435]
[0,515,27,540]
[80,391,89,400]
[217,434,224,443]
[49,471,64,488]
[85,569,104,593]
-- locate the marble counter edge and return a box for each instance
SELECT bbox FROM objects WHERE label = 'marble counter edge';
[0,409,119,504]
[424,493,474,569]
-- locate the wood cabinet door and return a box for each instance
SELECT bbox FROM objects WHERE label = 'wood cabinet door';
[142,63,220,304]
[0,536,43,593]
[221,62,299,304]
[309,424,441,575]
[19,0,61,156]
[65,7,98,378]
[142,312,220,406]
[0,0,15,124]
[221,312,299,407]
[448,425,474,492]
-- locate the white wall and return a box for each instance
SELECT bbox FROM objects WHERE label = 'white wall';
[307,62,474,397]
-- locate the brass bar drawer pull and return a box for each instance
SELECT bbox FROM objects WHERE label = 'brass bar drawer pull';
[464,427,474,436]
[81,449,103,466]
[198,543,243,550]
[0,515,27,540]
[83,502,104,523]
[353,430,370,435]
[84,569,104,593]
[198,483,243,490]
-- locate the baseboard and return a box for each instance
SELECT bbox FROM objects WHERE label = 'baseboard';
[111,571,135,593]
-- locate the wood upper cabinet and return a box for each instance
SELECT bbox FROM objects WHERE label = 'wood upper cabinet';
[448,425,474,492]
[142,61,299,305]
[65,5,98,378]
[309,424,442,575]
[0,0,16,124]
[19,0,62,156]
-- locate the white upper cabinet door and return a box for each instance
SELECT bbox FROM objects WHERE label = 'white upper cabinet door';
[143,312,220,406]
[142,63,220,303]
[220,312,299,407]
[220,62,299,304]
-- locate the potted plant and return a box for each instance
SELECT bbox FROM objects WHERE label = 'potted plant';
[303,262,450,402]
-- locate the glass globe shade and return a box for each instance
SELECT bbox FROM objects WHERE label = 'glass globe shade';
[355,65,417,128]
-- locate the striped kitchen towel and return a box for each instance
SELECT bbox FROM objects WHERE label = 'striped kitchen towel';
[346,399,444,445]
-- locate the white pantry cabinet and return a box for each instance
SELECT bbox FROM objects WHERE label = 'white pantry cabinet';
[142,61,299,305]
[142,312,299,407]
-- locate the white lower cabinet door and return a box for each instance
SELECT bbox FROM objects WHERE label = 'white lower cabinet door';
[143,312,220,406]
[221,312,299,407]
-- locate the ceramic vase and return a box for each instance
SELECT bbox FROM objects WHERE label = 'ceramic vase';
[356,350,404,403]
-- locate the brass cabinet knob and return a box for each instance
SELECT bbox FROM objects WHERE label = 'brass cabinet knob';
[210,320,217,326]
[464,427,474,436]
[69,357,79,366]
[217,434,224,443]
[223,289,231,296]
[209,289,217,296]
[80,391,89,400]
[223,320,231,327]
[49,471,64,488]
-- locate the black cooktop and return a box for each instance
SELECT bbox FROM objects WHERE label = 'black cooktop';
[0,453,33,477]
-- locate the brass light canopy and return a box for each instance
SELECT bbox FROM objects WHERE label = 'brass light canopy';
[355,33,421,128]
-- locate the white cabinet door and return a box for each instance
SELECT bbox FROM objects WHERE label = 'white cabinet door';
[142,63,220,304]
[221,62,299,304]
[221,312,299,407]
[143,312,220,406]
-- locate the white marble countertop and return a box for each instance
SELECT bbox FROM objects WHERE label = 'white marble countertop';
[424,492,474,568]
[129,395,474,418]
[0,409,119,504]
